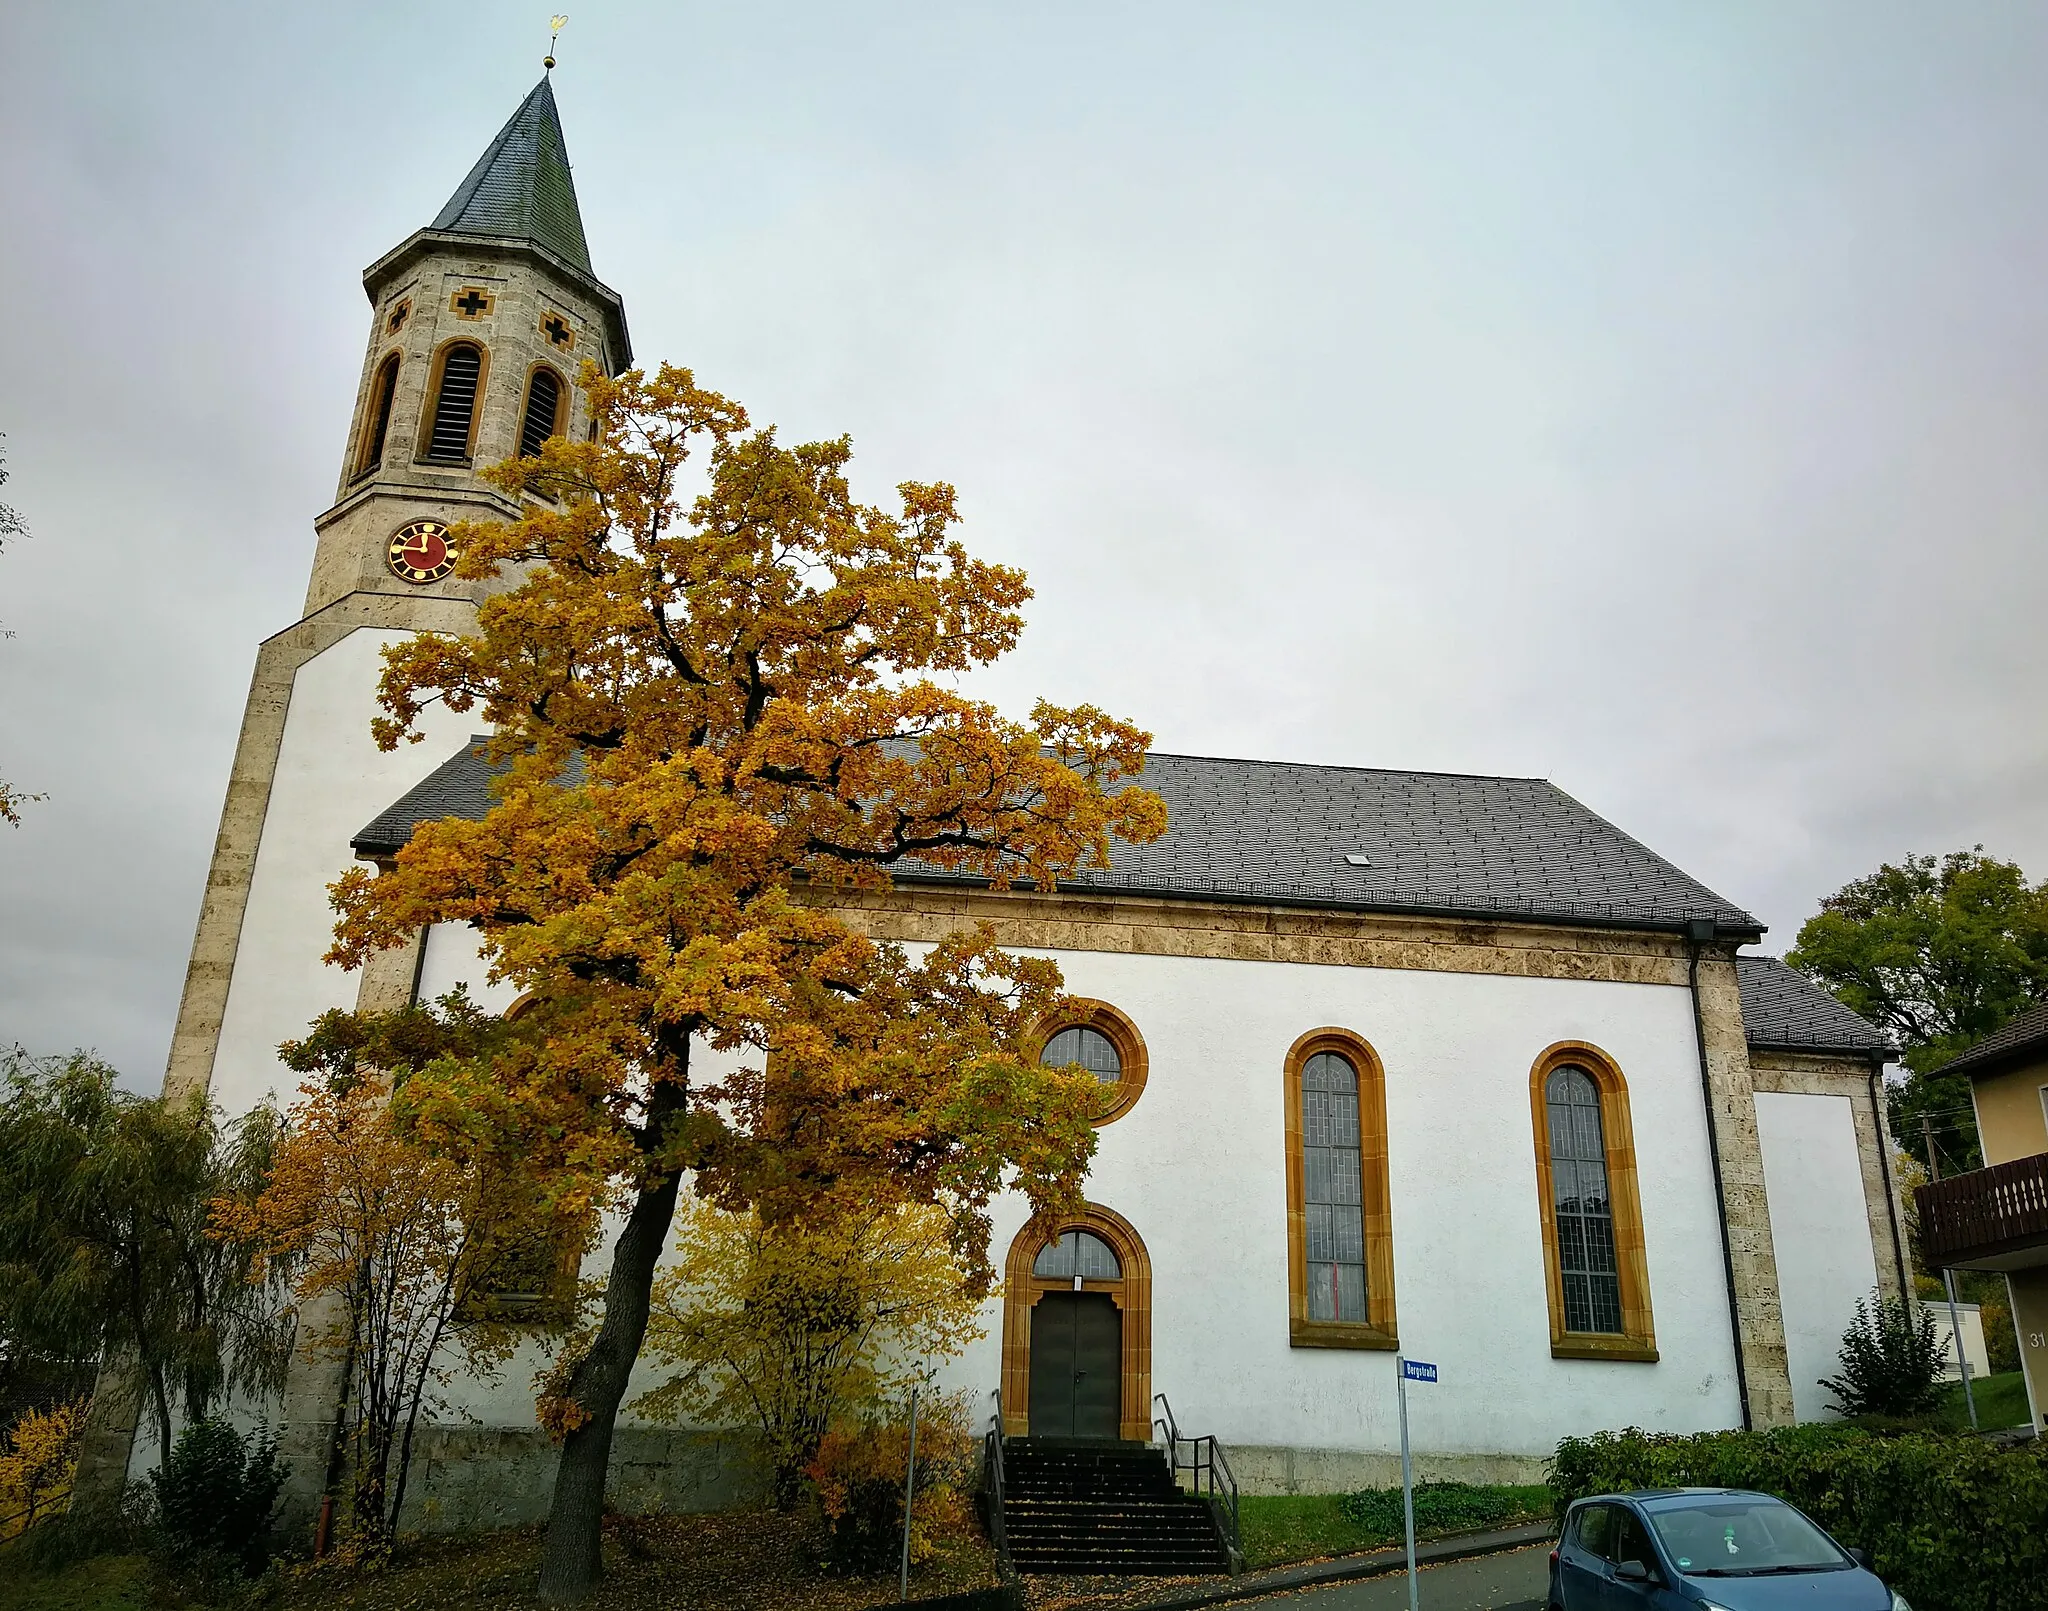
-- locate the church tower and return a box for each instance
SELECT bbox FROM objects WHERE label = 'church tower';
[159,78,630,1112]
[306,77,629,614]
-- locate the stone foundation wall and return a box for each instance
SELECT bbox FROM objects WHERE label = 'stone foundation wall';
[1222,1444,1548,1495]
[393,1426,769,1535]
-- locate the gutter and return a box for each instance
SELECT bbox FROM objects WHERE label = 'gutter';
[1868,1053,1912,1301]
[1687,920,1752,1430]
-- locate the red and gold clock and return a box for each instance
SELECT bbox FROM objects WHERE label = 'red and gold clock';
[387,520,457,583]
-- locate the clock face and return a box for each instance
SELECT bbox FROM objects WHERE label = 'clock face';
[387,520,456,583]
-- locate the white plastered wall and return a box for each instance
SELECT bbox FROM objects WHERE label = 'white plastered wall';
[916,948,1746,1461]
[1754,1091,1878,1422]
[414,922,756,1431]
[394,937,1909,1465]
[208,629,473,1119]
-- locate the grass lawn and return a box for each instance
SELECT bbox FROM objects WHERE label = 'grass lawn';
[1237,1483,1552,1571]
[1934,1369,2033,1431]
[0,1509,999,1611]
[0,1555,151,1611]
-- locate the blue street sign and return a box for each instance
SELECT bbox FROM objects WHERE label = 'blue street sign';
[1401,1359,1438,1383]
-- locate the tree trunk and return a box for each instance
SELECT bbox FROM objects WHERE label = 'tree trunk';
[148,1361,175,1469]
[535,1083,687,1604]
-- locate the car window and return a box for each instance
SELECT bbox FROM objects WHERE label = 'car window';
[1574,1504,1617,1560]
[1613,1511,1657,1573]
[1645,1499,1848,1575]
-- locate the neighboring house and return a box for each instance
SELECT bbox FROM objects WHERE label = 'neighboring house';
[101,78,1909,1530]
[1915,999,2048,1431]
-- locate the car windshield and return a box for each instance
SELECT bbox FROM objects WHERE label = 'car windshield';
[1645,1499,1849,1576]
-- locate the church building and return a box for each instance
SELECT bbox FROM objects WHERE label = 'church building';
[133,78,1909,1532]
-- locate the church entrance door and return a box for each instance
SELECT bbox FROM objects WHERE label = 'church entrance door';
[1028,1292,1122,1439]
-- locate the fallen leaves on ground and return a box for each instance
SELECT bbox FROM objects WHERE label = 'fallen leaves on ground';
[269,1510,998,1611]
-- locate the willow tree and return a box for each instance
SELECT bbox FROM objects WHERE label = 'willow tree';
[325,363,1165,1602]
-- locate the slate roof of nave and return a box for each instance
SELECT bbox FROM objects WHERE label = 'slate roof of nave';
[354,741,1764,936]
[1733,955,1893,1057]
[429,77,592,274]
[353,743,1921,1052]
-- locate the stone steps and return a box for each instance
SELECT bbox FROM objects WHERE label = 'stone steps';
[997,1440,1231,1576]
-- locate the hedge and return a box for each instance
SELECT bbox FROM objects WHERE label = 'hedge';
[1549,1425,2048,1611]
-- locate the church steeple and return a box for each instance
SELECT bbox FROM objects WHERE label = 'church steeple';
[300,78,631,615]
[430,78,593,276]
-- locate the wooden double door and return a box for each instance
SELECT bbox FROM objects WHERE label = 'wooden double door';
[1028,1292,1122,1439]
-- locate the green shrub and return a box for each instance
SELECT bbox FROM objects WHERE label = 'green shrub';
[148,1420,283,1575]
[1336,1481,1536,1536]
[1819,1292,1945,1416]
[1548,1424,2048,1611]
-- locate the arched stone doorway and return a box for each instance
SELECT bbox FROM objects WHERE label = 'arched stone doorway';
[999,1204,1152,1441]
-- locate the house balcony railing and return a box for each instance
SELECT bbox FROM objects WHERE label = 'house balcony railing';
[1916,1151,2048,1270]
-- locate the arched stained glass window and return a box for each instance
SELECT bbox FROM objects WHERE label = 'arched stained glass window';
[425,342,484,462]
[1032,1229,1121,1281]
[1041,1025,1120,1086]
[518,367,563,458]
[1302,1050,1366,1323]
[1546,1065,1622,1334]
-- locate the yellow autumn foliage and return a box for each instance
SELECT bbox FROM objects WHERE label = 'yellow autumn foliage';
[0,1396,85,1539]
[637,1199,982,1505]
[305,359,1164,1597]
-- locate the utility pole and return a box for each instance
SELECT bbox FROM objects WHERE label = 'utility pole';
[899,1381,921,1603]
[1924,1116,1978,1429]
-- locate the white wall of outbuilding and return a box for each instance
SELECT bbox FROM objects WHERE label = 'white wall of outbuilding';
[1753,1091,1879,1423]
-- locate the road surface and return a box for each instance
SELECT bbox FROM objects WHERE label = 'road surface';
[1251,1542,1551,1611]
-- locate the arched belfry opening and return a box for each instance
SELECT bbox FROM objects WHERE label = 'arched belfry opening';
[1001,1205,1152,1441]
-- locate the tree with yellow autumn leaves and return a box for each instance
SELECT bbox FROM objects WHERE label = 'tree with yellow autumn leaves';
[319,362,1164,1601]
[635,1199,982,1508]
[0,1398,85,1539]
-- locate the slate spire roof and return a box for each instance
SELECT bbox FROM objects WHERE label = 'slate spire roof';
[430,77,593,274]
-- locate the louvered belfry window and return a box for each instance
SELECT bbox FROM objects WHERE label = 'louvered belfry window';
[1302,1051,1367,1322]
[518,368,562,458]
[1547,1065,1623,1333]
[356,355,400,477]
[426,343,483,461]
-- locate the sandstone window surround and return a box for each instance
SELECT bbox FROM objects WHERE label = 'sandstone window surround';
[1283,1027,1396,1351]
[352,351,402,481]
[1032,998,1149,1126]
[1529,1041,1658,1362]
[419,339,489,465]
[518,362,567,460]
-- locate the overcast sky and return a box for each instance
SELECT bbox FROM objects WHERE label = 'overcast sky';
[3,2,2045,1091]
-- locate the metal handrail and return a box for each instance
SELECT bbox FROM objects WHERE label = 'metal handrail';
[1153,1392,1240,1565]
[983,1389,1013,1575]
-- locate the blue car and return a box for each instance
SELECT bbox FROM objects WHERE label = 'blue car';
[1549,1489,1907,1611]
